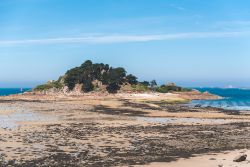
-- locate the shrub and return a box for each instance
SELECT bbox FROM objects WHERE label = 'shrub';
[82,80,94,92]
[106,83,121,93]
[126,74,138,85]
[132,83,149,92]
[139,81,150,87]
[156,86,168,93]
[34,80,63,91]
[34,84,54,91]
[156,84,191,93]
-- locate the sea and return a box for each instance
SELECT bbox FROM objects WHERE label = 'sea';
[191,88,250,110]
[0,88,31,96]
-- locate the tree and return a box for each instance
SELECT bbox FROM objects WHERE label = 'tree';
[80,60,93,68]
[140,81,150,87]
[64,67,81,90]
[150,80,157,89]
[110,68,126,84]
[105,68,126,84]
[61,60,135,93]
[80,60,94,81]
[104,67,127,93]
[126,74,138,85]
[82,79,94,92]
[100,72,109,85]
[106,83,121,93]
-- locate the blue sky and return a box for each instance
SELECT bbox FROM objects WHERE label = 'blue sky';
[0,0,250,88]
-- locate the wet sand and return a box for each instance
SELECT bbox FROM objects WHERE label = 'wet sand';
[0,93,250,166]
[135,150,250,167]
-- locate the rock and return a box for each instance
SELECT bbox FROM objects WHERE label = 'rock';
[233,154,247,162]
[204,146,209,150]
[194,104,202,108]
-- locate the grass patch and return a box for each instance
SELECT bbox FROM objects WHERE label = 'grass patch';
[131,84,149,92]
[34,80,63,91]
[156,85,192,93]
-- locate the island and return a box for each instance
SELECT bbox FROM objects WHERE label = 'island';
[0,60,249,167]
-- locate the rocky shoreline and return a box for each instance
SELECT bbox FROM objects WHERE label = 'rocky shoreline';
[0,92,249,167]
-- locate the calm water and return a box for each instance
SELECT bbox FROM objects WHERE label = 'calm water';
[0,88,31,96]
[0,88,56,129]
[0,104,57,129]
[191,88,250,110]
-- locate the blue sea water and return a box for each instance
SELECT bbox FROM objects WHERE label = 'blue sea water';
[0,88,31,96]
[191,88,250,110]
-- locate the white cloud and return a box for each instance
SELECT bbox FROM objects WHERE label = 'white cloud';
[0,31,249,46]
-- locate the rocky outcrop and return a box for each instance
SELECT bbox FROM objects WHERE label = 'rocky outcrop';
[233,154,247,162]
[176,89,221,100]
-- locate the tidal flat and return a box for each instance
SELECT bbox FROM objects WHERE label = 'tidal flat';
[0,92,250,167]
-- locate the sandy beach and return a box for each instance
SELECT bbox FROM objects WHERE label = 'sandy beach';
[135,150,250,167]
[0,92,250,166]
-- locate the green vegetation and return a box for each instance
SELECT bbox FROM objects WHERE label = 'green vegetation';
[64,60,131,93]
[126,74,138,85]
[81,79,94,92]
[34,80,63,91]
[132,83,149,92]
[139,81,150,87]
[156,83,192,93]
[150,79,158,91]
[34,60,192,94]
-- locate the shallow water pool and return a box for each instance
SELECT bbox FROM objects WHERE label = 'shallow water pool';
[0,106,56,129]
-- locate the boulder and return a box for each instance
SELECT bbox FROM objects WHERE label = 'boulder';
[233,154,247,162]
[194,104,202,108]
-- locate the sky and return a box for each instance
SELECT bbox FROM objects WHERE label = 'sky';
[0,0,250,88]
